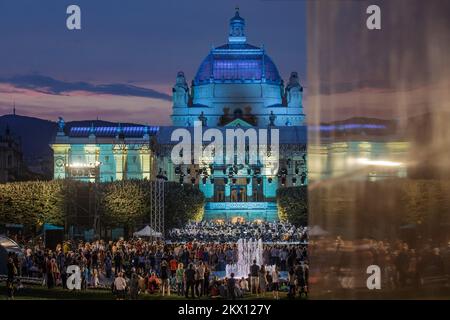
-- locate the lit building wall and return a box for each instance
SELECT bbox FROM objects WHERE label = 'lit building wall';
[51,125,157,182]
[308,140,410,182]
[51,9,308,222]
[170,9,305,128]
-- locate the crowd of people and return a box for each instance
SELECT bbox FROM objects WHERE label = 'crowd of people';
[310,237,450,290]
[4,236,309,299]
[167,221,308,243]
[6,224,449,299]
[108,259,309,300]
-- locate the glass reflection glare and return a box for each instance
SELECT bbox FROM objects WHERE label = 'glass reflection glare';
[307,0,450,299]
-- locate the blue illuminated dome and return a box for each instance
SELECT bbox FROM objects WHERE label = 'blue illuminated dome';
[194,47,282,85]
[171,8,305,128]
[194,8,282,85]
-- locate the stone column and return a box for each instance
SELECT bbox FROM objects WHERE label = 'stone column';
[225,182,231,201]
[246,176,253,201]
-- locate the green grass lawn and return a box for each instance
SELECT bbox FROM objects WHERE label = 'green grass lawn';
[313,287,450,300]
[0,283,302,300]
[2,283,449,300]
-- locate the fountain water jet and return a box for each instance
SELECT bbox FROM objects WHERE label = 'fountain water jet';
[225,238,275,278]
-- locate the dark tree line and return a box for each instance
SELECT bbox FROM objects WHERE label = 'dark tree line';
[0,180,205,237]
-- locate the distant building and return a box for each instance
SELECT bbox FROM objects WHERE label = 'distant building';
[52,123,158,182]
[0,126,25,183]
[308,121,409,182]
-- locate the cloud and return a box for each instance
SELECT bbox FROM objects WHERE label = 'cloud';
[0,74,172,101]
[0,83,173,125]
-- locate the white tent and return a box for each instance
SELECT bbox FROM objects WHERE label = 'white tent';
[308,225,330,237]
[133,225,163,238]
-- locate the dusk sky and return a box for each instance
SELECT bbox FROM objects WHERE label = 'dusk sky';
[1,1,446,126]
[307,0,450,125]
[0,0,306,125]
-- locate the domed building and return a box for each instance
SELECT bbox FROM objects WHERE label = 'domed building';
[171,8,305,127]
[52,8,308,224]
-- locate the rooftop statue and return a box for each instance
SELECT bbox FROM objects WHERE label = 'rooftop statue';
[57,117,65,132]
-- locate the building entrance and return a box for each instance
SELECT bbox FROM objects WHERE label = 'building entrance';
[230,185,247,202]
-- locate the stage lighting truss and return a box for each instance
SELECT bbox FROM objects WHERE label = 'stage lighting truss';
[149,180,165,240]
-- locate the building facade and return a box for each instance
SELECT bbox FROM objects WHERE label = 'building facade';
[52,9,307,222]
[0,126,25,183]
[171,8,305,128]
[52,121,157,182]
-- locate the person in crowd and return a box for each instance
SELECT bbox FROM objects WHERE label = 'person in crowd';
[407,249,419,288]
[114,272,127,300]
[195,261,205,297]
[271,265,280,300]
[176,262,185,296]
[92,268,100,288]
[266,270,273,293]
[105,252,113,279]
[395,243,410,287]
[219,279,227,298]
[204,264,210,296]
[280,249,288,271]
[259,266,267,296]
[160,260,170,296]
[60,263,68,289]
[184,263,196,299]
[45,256,55,289]
[129,272,139,300]
[52,258,60,286]
[239,276,249,293]
[250,260,260,296]
[138,273,146,293]
[384,256,397,290]
[296,262,308,297]
[287,267,296,298]
[209,276,220,298]
[227,273,237,300]
[147,272,159,294]
[170,256,178,277]
[235,282,244,298]
[6,253,17,300]
[114,251,122,276]
[81,265,89,290]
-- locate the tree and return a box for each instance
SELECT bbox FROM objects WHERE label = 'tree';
[0,180,66,231]
[277,186,308,226]
[99,180,149,235]
[0,179,203,237]
[164,182,205,230]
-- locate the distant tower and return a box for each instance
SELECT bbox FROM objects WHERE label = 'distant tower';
[13,101,16,116]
